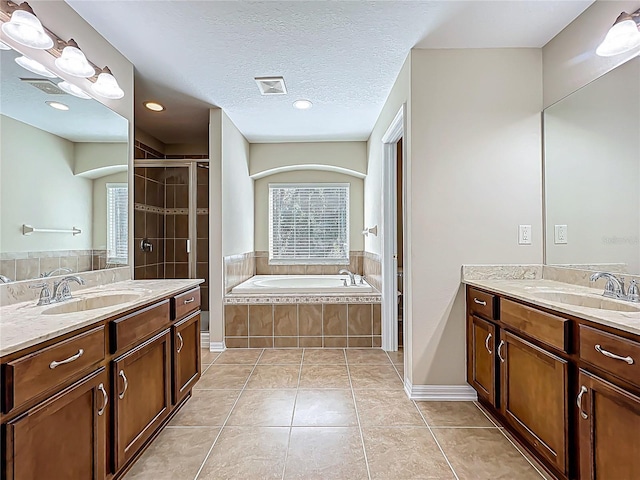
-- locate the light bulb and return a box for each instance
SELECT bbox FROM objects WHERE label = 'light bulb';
[596,17,640,57]
[1,8,53,50]
[58,81,92,99]
[91,68,124,99]
[46,101,69,111]
[55,44,95,78]
[15,55,56,78]
[293,99,313,110]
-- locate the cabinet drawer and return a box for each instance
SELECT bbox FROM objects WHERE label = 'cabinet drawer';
[500,299,568,352]
[580,325,640,387]
[3,326,105,412]
[172,287,200,320]
[467,287,496,320]
[111,300,170,353]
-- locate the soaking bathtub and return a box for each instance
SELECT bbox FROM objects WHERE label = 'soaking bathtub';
[231,275,374,294]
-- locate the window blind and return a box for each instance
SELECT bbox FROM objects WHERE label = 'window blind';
[269,183,349,264]
[107,183,128,265]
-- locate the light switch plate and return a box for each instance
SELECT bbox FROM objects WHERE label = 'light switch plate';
[518,225,532,245]
[554,225,568,244]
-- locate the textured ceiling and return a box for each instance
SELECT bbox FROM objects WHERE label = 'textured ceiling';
[66,0,594,144]
[0,49,128,142]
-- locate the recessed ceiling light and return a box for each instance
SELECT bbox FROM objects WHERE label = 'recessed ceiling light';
[144,101,165,112]
[293,99,313,110]
[46,101,69,111]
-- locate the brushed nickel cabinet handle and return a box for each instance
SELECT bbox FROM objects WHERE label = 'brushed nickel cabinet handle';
[595,344,634,365]
[118,370,128,399]
[183,297,195,305]
[177,332,184,353]
[485,333,493,354]
[49,349,84,369]
[97,383,108,416]
[497,340,505,363]
[577,385,588,419]
[473,298,487,306]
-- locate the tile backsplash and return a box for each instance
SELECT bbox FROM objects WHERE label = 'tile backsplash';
[0,249,109,282]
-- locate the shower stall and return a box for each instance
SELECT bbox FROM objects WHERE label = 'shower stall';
[133,160,209,331]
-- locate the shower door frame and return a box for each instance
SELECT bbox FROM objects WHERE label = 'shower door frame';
[134,159,209,280]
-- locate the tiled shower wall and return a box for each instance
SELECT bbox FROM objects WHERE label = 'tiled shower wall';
[196,164,210,313]
[134,167,166,279]
[163,167,190,279]
[0,249,108,282]
[224,302,382,348]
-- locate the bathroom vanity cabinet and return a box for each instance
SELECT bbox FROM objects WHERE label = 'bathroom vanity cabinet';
[466,286,640,480]
[1,285,201,480]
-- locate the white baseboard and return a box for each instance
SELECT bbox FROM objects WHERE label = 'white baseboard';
[404,378,478,401]
[200,332,210,349]
[209,341,226,352]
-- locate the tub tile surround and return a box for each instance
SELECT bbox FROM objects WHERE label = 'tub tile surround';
[224,252,255,293]
[254,250,365,276]
[462,264,640,336]
[0,266,131,307]
[363,251,382,292]
[224,302,382,349]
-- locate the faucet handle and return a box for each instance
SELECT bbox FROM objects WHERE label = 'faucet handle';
[30,282,52,305]
[628,280,639,302]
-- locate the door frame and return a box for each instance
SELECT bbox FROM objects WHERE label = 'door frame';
[381,105,406,353]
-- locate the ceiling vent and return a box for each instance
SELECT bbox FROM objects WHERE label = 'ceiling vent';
[21,78,66,95]
[254,76,287,95]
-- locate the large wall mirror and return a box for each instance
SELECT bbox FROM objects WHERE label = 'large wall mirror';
[544,56,640,275]
[0,48,129,283]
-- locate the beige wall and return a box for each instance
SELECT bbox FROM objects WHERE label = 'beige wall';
[92,172,129,250]
[0,116,93,253]
[545,58,640,273]
[407,49,543,386]
[165,143,209,156]
[74,143,128,176]
[254,171,364,252]
[222,112,254,257]
[542,0,640,108]
[250,142,367,177]
[209,109,224,344]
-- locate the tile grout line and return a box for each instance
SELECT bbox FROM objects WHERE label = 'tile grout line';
[472,400,501,428]
[413,402,461,480]
[344,349,372,480]
[192,349,266,480]
[497,427,548,479]
[280,348,305,480]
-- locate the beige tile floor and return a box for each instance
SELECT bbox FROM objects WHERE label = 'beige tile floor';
[124,348,549,480]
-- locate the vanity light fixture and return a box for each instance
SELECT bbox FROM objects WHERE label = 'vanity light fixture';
[46,101,69,111]
[596,9,640,57]
[293,99,313,110]
[54,39,95,78]
[91,66,124,100]
[58,80,91,99]
[0,40,10,50]
[144,101,165,112]
[1,1,52,49]
[15,55,56,78]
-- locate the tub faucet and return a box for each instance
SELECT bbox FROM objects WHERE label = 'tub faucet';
[339,269,356,286]
[590,272,626,299]
[52,275,85,302]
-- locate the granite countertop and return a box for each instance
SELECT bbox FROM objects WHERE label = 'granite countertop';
[463,278,640,337]
[0,279,203,357]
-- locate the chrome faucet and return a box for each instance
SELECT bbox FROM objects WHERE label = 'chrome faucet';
[41,267,73,278]
[52,275,85,302]
[590,272,639,303]
[30,282,53,306]
[339,269,356,286]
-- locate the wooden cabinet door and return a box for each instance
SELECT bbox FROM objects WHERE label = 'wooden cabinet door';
[500,331,568,476]
[172,312,201,405]
[112,330,171,471]
[577,369,640,480]
[4,368,108,480]
[467,315,497,407]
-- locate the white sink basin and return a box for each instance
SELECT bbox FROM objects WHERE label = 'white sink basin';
[533,291,640,313]
[42,293,142,315]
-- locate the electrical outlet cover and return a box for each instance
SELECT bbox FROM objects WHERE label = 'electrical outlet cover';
[518,225,532,245]
[554,225,568,244]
